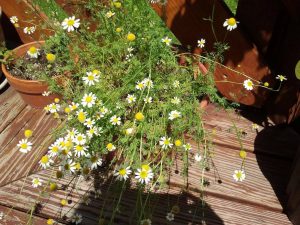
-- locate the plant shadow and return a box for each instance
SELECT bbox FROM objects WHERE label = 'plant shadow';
[72,170,224,225]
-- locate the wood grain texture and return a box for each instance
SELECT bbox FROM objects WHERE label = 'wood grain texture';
[0,167,291,225]
[0,205,65,225]
[0,87,27,134]
[0,108,58,187]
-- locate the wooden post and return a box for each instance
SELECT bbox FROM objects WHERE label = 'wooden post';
[286,144,300,224]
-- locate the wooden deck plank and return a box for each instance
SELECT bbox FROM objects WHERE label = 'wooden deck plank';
[0,108,57,187]
[0,205,65,225]
[0,169,291,225]
[0,87,27,134]
[202,104,300,159]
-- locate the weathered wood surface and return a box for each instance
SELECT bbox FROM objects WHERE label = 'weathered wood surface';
[286,145,300,224]
[202,104,300,159]
[0,88,297,224]
[0,164,292,225]
[0,205,64,225]
[0,87,26,133]
[0,98,58,187]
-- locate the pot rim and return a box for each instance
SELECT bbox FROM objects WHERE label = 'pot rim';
[1,41,47,85]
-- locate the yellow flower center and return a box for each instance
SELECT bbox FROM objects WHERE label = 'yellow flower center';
[141,164,150,171]
[52,146,59,152]
[60,199,67,206]
[247,81,253,87]
[77,136,83,141]
[264,82,269,87]
[41,156,49,164]
[67,19,75,26]
[135,112,144,121]
[33,179,39,184]
[29,47,37,54]
[76,163,81,170]
[227,17,236,26]
[88,74,95,81]
[127,33,136,41]
[46,53,56,63]
[112,117,119,123]
[47,219,55,225]
[78,112,86,123]
[76,145,83,151]
[24,129,33,138]
[62,149,69,155]
[140,171,148,179]
[85,96,92,103]
[92,69,100,75]
[164,139,170,145]
[64,107,71,113]
[20,143,28,149]
[119,168,126,176]
[239,150,247,159]
[175,140,182,147]
[107,143,114,150]
[114,2,122,8]
[116,27,122,33]
[236,171,242,179]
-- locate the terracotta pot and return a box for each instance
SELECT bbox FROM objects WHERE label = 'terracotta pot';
[1,41,60,108]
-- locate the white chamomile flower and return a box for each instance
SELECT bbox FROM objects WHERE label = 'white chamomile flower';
[87,126,102,138]
[32,178,43,188]
[10,16,18,24]
[159,136,173,149]
[171,97,181,105]
[23,26,36,34]
[42,91,51,96]
[223,17,239,31]
[71,213,83,224]
[66,128,79,139]
[110,115,121,125]
[61,16,80,32]
[69,102,79,111]
[143,96,153,103]
[173,80,180,88]
[106,11,115,18]
[166,212,174,221]
[233,170,246,182]
[27,46,39,58]
[60,159,77,173]
[82,71,100,86]
[73,133,87,145]
[97,106,109,119]
[84,118,95,128]
[74,145,88,157]
[126,94,136,104]
[197,38,206,48]
[194,153,202,162]
[140,219,152,225]
[142,78,154,88]
[136,81,145,90]
[39,155,54,169]
[161,36,172,46]
[135,168,154,184]
[125,127,134,135]
[81,93,97,108]
[48,103,60,113]
[17,139,32,153]
[183,143,192,151]
[48,143,61,157]
[114,166,132,181]
[89,155,102,170]
[276,75,287,82]
[168,110,182,120]
[243,79,254,91]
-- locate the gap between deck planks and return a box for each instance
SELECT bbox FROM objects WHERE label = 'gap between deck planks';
[0,89,296,224]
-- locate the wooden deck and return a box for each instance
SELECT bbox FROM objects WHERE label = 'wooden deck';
[0,87,299,224]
